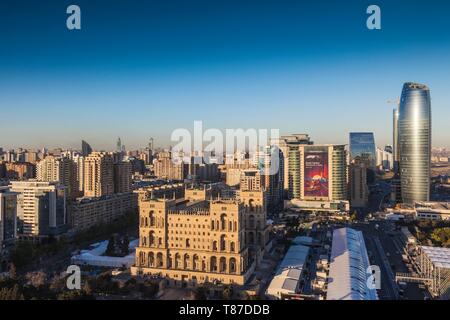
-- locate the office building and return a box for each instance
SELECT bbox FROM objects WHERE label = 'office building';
[376,147,394,171]
[349,132,376,169]
[84,152,114,197]
[398,82,432,204]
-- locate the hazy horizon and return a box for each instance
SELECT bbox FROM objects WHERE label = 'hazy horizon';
[1,0,450,150]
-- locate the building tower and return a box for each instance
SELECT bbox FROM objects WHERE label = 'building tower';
[81,140,93,157]
[398,82,431,205]
[84,152,114,197]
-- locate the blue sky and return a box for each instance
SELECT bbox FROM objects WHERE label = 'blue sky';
[1,0,449,150]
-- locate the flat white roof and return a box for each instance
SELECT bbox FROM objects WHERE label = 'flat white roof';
[326,228,378,300]
[71,239,138,268]
[421,246,450,269]
[266,244,310,299]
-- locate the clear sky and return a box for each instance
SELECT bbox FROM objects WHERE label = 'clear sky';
[1,0,449,150]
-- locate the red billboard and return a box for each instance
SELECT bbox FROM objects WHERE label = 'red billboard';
[304,149,329,198]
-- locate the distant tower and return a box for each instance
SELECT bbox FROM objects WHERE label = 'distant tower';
[149,137,154,150]
[398,82,431,205]
[116,137,122,153]
[393,107,400,172]
[81,140,92,157]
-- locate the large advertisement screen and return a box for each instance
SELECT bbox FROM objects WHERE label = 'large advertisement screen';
[304,149,329,198]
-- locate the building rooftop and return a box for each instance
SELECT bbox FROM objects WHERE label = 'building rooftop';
[420,246,450,269]
[326,228,378,300]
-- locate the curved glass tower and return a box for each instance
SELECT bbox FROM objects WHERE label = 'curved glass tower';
[398,82,431,205]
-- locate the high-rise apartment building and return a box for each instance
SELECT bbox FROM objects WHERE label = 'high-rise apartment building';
[398,82,432,205]
[10,181,66,237]
[277,134,313,199]
[37,156,79,199]
[253,145,284,209]
[239,169,262,191]
[349,162,369,208]
[5,162,35,180]
[73,154,85,194]
[84,152,114,197]
[114,161,132,193]
[154,151,188,181]
[0,187,17,247]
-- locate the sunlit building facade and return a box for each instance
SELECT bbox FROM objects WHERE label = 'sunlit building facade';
[398,82,431,205]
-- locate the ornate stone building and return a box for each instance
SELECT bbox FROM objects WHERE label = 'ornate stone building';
[131,196,257,286]
[131,180,271,287]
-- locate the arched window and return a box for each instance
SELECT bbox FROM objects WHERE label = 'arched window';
[220,235,226,251]
[210,256,217,272]
[156,253,164,267]
[212,240,218,251]
[148,252,155,267]
[230,242,235,252]
[220,214,227,231]
[184,254,190,269]
[249,215,255,229]
[229,258,237,273]
[219,257,227,273]
[149,231,155,246]
[175,253,181,269]
[149,211,155,226]
[193,254,199,270]
[249,199,255,212]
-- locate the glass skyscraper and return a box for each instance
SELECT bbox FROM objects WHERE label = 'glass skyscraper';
[349,132,376,168]
[398,82,431,205]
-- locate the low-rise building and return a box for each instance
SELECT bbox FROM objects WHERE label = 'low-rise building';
[70,192,138,232]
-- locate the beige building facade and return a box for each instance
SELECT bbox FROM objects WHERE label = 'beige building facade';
[84,152,114,197]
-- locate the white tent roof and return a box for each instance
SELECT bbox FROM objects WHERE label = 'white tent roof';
[421,246,450,269]
[71,239,138,268]
[326,228,378,300]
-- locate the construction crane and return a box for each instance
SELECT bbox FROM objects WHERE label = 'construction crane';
[387,98,400,106]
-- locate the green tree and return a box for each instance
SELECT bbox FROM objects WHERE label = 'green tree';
[431,227,450,247]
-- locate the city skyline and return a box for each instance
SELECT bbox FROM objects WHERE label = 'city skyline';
[1,0,450,150]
